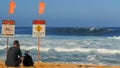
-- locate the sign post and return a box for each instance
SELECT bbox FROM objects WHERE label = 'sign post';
[3,0,16,56]
[2,20,15,56]
[33,20,46,64]
[33,1,45,65]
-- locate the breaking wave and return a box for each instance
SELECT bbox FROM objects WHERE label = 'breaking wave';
[46,27,120,36]
[20,46,120,54]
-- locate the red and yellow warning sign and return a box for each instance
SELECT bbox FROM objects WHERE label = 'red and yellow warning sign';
[2,20,15,37]
[33,20,46,37]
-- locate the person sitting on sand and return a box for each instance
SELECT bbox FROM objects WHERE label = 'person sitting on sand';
[5,40,23,67]
[23,50,34,66]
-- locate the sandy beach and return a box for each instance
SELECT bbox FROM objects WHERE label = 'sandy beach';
[0,61,120,68]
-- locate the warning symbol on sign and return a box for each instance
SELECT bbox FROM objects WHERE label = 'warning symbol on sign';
[2,20,15,37]
[32,20,46,37]
[35,25,43,32]
[3,25,13,34]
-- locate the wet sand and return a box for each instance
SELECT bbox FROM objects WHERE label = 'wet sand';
[0,61,120,68]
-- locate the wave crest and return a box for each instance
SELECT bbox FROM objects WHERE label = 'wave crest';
[47,27,114,36]
[20,46,120,54]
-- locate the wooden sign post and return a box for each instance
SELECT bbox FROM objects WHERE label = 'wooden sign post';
[33,20,46,64]
[33,1,46,65]
[2,20,15,56]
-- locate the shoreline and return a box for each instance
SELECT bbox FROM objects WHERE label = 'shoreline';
[0,61,120,68]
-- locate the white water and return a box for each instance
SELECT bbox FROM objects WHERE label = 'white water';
[0,35,120,65]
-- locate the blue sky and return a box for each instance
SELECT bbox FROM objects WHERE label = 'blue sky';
[0,0,120,27]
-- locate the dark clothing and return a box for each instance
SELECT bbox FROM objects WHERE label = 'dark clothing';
[23,55,34,66]
[5,47,22,67]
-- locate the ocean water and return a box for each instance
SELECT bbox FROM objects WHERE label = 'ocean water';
[0,27,120,66]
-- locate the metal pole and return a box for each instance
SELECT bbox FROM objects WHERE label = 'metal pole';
[38,37,40,64]
[38,0,41,65]
[6,37,9,56]
[6,0,10,56]
[6,6,10,57]
[38,15,40,20]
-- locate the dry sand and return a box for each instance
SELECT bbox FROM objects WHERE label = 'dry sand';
[0,61,120,68]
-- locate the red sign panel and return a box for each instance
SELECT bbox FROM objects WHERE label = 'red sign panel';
[33,20,45,24]
[2,20,15,25]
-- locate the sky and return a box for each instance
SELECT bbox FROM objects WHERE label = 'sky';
[0,0,120,27]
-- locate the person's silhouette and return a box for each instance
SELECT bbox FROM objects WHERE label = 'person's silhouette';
[5,40,22,67]
[23,50,34,66]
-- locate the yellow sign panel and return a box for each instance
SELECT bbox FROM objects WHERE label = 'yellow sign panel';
[35,25,43,32]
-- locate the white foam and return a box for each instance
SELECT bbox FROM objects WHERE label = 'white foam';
[20,46,50,51]
[15,35,31,37]
[90,27,96,31]
[0,35,120,55]
[57,48,120,54]
[19,46,120,54]
[54,47,120,54]
[21,46,37,50]
[108,36,120,40]
[0,43,119,55]
[55,47,92,52]
[97,49,120,54]
[0,46,6,50]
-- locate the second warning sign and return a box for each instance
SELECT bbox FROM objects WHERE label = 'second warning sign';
[33,20,46,37]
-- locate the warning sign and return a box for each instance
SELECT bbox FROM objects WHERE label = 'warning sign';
[2,20,15,37]
[33,20,46,37]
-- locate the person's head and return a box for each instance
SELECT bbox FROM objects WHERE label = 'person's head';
[25,50,30,56]
[13,40,20,48]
